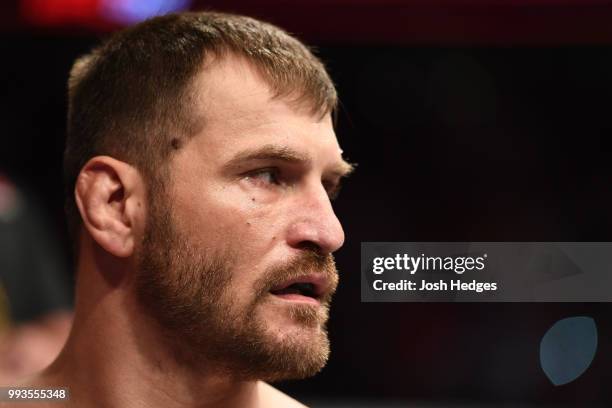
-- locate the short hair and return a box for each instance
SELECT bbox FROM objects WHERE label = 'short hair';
[64,11,338,243]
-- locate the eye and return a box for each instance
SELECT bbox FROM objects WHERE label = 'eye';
[245,168,281,186]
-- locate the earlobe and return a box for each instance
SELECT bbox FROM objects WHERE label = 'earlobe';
[75,156,143,258]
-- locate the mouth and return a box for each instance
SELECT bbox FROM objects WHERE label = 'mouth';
[269,275,329,306]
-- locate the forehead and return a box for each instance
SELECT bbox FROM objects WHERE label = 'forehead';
[187,54,342,160]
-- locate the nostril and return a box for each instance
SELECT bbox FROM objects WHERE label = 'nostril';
[286,214,344,254]
[295,241,323,254]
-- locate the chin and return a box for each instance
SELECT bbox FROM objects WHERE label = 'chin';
[244,306,331,381]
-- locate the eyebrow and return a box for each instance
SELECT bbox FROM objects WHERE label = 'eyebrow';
[225,144,355,177]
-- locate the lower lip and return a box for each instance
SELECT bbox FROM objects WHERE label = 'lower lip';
[270,293,320,306]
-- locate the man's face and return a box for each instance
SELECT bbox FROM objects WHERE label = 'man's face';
[135,55,350,381]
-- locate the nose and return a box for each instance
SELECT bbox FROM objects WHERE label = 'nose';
[285,183,345,254]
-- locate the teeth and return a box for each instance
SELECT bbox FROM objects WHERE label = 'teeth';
[282,287,302,295]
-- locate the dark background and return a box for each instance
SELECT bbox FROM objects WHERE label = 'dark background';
[2,0,612,405]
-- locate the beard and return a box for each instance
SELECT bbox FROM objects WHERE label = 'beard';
[134,185,338,382]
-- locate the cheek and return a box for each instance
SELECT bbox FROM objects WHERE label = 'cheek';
[172,183,282,251]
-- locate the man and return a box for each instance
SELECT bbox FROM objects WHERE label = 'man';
[11,11,353,408]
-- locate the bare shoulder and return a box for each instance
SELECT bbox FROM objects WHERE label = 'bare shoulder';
[257,381,308,408]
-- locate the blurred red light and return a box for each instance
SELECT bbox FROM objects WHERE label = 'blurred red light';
[20,0,100,25]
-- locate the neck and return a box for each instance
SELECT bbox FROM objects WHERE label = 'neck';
[31,240,261,408]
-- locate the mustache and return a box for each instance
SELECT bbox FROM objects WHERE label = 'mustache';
[252,250,339,305]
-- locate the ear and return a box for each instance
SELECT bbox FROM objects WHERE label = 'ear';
[74,156,145,258]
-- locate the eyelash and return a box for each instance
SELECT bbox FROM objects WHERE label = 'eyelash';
[245,168,341,200]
